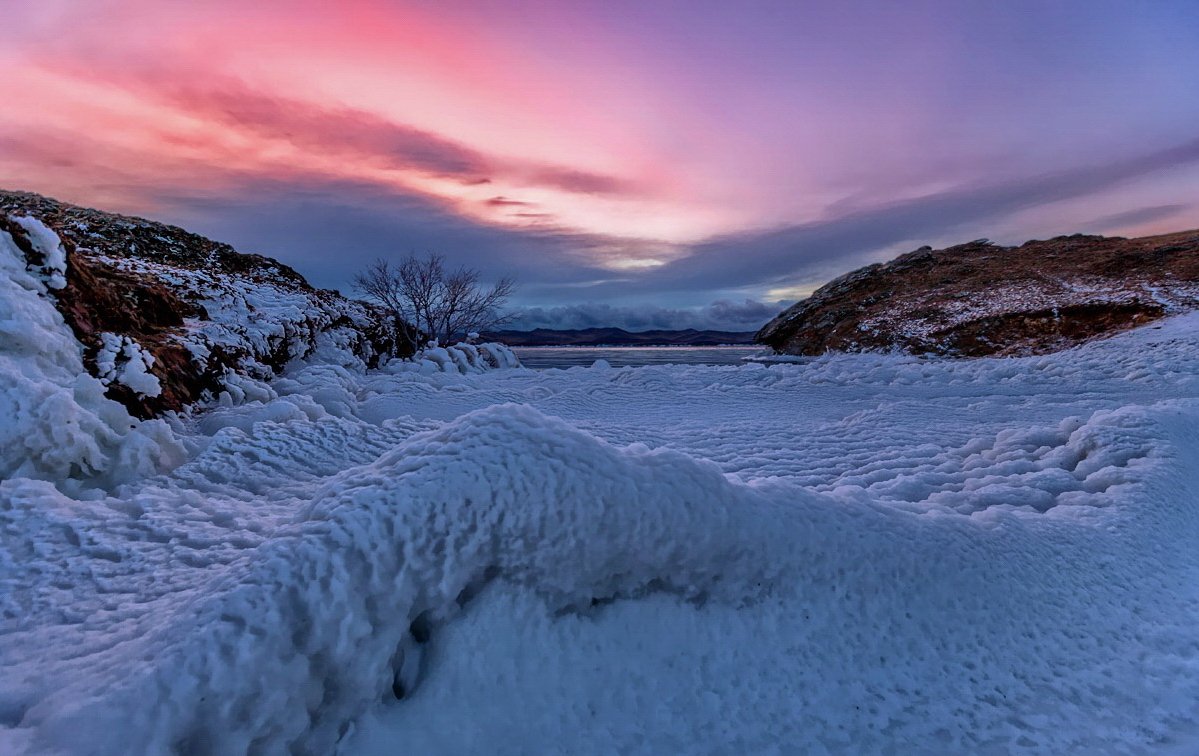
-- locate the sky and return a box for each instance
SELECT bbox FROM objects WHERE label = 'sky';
[3,0,1199,330]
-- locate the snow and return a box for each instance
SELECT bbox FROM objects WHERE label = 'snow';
[4,216,1199,753]
[10,215,67,290]
[54,241,403,404]
[394,341,521,375]
[95,333,163,398]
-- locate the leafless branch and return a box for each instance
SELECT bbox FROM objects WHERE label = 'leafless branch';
[353,253,515,348]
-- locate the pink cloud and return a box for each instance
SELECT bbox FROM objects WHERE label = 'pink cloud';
[2,0,1197,284]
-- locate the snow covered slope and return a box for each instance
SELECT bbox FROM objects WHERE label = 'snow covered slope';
[4,250,1199,756]
[0,190,414,418]
[0,198,517,486]
[758,231,1199,357]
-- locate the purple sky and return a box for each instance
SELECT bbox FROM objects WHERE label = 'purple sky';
[3,0,1198,328]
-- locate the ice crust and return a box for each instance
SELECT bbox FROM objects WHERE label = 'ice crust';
[4,224,1199,753]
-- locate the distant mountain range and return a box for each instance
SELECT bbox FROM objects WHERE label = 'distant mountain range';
[483,327,758,347]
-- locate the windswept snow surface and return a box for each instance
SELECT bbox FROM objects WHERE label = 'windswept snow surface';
[4,268,1199,754]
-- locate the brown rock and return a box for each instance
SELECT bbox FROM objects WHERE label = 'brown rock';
[757,231,1199,357]
[1,189,415,418]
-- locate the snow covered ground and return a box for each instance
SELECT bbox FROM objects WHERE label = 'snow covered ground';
[4,227,1199,753]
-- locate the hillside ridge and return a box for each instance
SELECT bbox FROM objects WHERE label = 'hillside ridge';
[0,189,411,417]
[757,230,1199,357]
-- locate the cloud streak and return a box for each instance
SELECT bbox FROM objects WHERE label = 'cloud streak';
[612,137,1199,295]
[2,0,1198,319]
[168,84,491,178]
[1087,204,1190,233]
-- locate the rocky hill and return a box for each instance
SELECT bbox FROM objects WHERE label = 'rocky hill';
[484,327,756,346]
[757,230,1199,357]
[0,189,414,418]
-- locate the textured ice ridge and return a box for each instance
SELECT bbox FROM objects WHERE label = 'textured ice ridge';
[10,404,786,754]
[10,398,1193,755]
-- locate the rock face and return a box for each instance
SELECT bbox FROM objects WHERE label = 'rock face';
[757,230,1199,357]
[0,189,414,418]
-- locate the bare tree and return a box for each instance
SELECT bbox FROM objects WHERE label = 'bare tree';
[353,253,515,349]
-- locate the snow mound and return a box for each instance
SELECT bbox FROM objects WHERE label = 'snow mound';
[392,342,522,375]
[1,404,784,754]
[825,409,1159,516]
[4,395,1199,754]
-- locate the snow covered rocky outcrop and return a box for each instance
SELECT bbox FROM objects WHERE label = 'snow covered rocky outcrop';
[0,190,519,486]
[0,216,187,485]
[0,190,418,419]
[758,230,1199,357]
